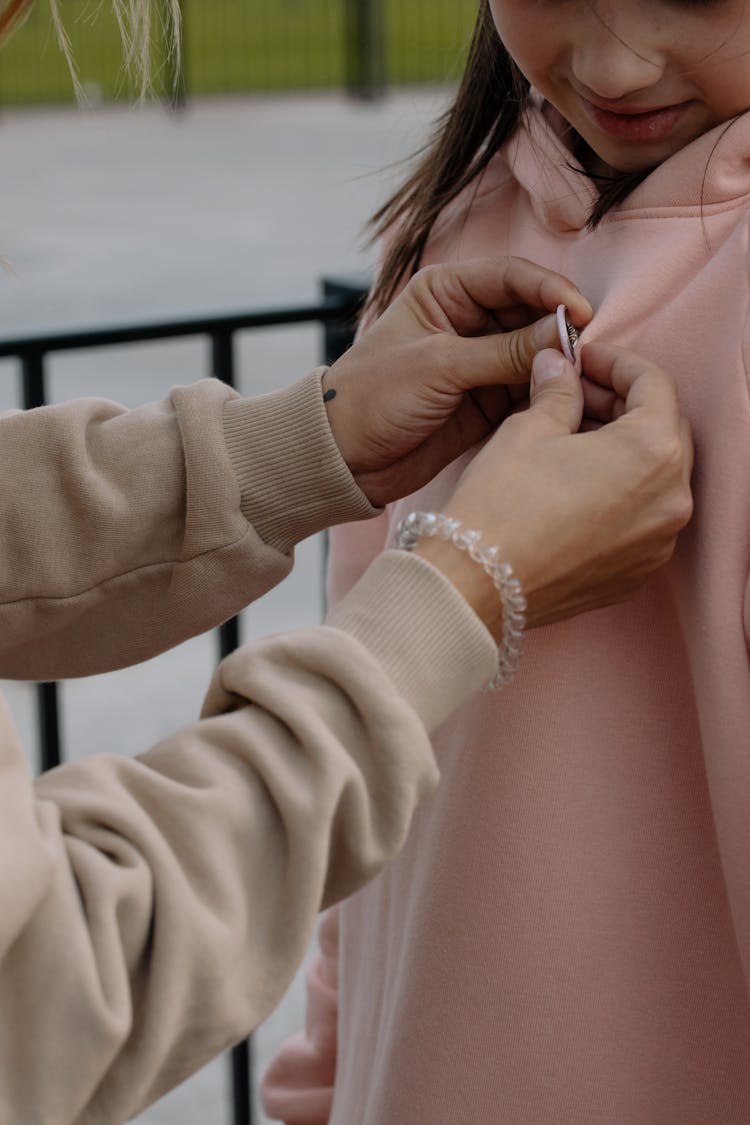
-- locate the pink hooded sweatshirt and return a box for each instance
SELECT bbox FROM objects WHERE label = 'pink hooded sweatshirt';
[263,99,750,1123]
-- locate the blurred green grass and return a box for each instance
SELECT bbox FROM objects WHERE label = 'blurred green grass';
[0,0,476,105]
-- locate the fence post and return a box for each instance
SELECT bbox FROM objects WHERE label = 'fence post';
[320,275,368,364]
[211,330,242,664]
[344,0,386,101]
[209,328,253,1125]
[319,275,369,609]
[20,350,63,774]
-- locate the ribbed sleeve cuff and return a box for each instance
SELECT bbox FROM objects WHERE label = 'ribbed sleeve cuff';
[223,369,377,555]
[326,550,498,733]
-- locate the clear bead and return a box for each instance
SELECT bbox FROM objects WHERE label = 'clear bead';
[395,510,525,692]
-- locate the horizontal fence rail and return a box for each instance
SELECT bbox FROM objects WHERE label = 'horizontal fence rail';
[0,293,366,361]
[0,275,368,1125]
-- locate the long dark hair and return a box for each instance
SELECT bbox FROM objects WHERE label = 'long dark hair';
[366,0,647,316]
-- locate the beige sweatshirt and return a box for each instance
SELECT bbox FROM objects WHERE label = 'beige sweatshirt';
[0,368,496,1125]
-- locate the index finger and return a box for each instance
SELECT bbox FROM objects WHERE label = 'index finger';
[580,341,682,423]
[582,341,694,484]
[426,256,594,336]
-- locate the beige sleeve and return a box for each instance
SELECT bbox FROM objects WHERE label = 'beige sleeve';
[0,550,496,1125]
[0,369,375,680]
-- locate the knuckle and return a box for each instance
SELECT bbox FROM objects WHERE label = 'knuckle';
[411,262,434,283]
[407,263,439,305]
[634,424,695,536]
[417,263,439,287]
[663,483,694,536]
[636,428,687,488]
[652,432,685,474]
[674,487,694,529]
[433,336,470,391]
[435,336,460,381]
[499,329,527,378]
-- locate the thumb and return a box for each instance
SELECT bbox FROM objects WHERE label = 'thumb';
[449,313,561,389]
[527,349,584,435]
[489,312,561,384]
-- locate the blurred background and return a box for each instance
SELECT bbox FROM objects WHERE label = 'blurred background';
[0,0,475,103]
[0,2,476,1123]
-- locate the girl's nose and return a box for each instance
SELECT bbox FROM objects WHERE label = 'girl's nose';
[571,24,666,103]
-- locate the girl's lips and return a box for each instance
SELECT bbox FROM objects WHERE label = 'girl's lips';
[581,97,692,142]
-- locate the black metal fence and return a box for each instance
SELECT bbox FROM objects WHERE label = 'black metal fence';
[0,0,477,105]
[0,275,368,1125]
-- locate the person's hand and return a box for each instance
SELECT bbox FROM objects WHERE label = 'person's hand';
[415,343,694,641]
[322,257,592,507]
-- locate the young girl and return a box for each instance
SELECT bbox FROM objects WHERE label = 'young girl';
[263,3,750,1122]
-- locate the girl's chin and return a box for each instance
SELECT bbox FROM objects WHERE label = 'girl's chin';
[576,129,682,177]
[575,142,651,180]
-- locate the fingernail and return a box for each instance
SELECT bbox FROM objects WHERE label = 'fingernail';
[533,349,567,384]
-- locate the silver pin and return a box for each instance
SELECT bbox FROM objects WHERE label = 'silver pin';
[556,304,579,366]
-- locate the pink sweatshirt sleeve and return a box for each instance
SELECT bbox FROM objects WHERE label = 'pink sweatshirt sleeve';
[327,514,392,605]
[261,906,341,1125]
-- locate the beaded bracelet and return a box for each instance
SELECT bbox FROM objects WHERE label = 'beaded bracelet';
[394,511,526,690]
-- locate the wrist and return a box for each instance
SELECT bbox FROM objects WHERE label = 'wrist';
[321,367,360,475]
[326,551,498,732]
[415,537,504,644]
[223,370,375,553]
[396,511,526,689]
[321,375,387,506]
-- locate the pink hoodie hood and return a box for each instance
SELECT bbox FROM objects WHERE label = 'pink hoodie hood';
[505,95,750,233]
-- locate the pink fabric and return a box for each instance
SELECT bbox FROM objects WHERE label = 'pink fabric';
[264,101,750,1123]
[262,908,340,1125]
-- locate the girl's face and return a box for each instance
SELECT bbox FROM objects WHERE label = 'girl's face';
[490,0,750,174]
